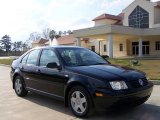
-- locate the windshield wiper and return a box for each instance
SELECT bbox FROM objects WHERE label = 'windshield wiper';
[90,63,107,65]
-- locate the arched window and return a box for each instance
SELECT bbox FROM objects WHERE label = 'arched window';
[129,6,149,28]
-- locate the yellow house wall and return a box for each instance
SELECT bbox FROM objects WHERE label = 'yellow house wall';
[100,41,107,55]
[82,37,128,57]
[81,41,89,49]
[112,39,127,57]
[145,37,160,56]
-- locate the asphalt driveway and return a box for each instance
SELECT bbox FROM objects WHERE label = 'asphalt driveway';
[0,66,160,120]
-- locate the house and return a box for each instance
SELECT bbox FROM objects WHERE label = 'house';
[73,0,160,58]
[32,34,90,48]
[32,38,49,48]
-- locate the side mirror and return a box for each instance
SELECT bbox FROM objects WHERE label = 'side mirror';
[46,62,61,70]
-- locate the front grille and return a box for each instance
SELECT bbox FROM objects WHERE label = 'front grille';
[129,77,148,89]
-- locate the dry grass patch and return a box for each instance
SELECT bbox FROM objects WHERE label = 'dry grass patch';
[109,59,160,80]
[0,59,13,65]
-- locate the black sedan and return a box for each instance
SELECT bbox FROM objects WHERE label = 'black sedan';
[10,46,153,117]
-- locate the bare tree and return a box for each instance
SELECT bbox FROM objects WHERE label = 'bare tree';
[29,32,41,41]
[42,28,51,40]
[67,30,73,34]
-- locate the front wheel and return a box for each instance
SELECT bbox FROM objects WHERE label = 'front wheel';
[14,76,28,97]
[68,86,94,117]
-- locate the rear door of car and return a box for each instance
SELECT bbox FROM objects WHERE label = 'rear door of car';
[21,49,41,89]
[35,48,67,98]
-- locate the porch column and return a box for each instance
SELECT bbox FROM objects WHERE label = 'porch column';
[107,34,113,58]
[76,37,81,47]
[99,41,102,55]
[139,38,143,57]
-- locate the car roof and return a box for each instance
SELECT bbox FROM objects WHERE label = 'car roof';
[32,45,83,50]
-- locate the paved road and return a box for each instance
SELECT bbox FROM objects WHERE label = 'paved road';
[0,66,160,120]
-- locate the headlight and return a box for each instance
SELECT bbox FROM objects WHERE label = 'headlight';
[109,81,128,90]
[146,76,150,81]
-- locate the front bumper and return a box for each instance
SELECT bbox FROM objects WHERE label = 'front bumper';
[93,81,153,109]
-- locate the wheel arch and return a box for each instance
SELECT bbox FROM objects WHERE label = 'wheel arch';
[64,80,94,107]
[13,73,25,89]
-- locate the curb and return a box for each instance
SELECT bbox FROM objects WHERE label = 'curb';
[151,80,160,85]
[0,64,11,67]
[0,64,160,85]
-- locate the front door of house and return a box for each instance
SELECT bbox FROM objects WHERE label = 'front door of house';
[132,42,139,55]
[142,41,150,55]
[132,41,150,56]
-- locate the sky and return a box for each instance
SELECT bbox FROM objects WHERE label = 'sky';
[0,0,159,42]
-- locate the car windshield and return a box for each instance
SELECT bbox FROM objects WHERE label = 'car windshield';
[56,47,108,66]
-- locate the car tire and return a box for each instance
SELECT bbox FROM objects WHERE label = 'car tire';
[68,86,94,117]
[14,76,28,97]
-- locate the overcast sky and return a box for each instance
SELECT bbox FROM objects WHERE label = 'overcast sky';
[0,0,159,42]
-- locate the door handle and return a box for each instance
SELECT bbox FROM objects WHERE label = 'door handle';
[20,66,24,70]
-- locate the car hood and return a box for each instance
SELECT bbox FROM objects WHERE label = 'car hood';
[67,64,145,81]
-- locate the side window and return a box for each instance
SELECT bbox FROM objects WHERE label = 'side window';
[104,44,107,52]
[156,41,160,50]
[91,46,95,52]
[119,44,123,51]
[21,54,29,64]
[40,49,59,67]
[26,49,40,65]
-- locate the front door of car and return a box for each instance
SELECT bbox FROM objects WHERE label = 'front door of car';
[36,49,67,98]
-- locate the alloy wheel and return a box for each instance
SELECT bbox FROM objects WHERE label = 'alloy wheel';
[15,79,22,94]
[70,91,87,114]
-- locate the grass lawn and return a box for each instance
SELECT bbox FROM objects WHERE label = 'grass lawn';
[109,59,160,80]
[0,59,14,66]
[0,58,159,80]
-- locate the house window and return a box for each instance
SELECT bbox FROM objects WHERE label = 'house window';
[156,41,160,50]
[91,46,95,52]
[104,45,107,52]
[120,44,123,51]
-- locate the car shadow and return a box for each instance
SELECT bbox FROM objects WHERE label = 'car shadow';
[88,104,160,120]
[23,92,160,120]
[22,92,75,117]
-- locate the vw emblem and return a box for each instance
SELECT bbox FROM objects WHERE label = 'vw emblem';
[139,79,144,86]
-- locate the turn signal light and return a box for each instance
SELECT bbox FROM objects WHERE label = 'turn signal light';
[96,93,103,97]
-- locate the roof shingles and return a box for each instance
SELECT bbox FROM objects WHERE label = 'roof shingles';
[92,13,122,21]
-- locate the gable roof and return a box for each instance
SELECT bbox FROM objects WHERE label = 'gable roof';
[57,34,75,45]
[56,34,90,45]
[92,13,122,21]
[32,38,49,44]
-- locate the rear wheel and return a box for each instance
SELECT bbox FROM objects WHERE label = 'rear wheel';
[68,86,94,117]
[14,76,28,97]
